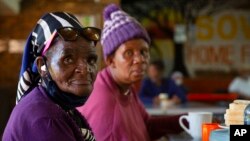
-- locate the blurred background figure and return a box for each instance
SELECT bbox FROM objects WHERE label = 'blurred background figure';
[228,68,250,99]
[171,71,188,95]
[139,60,187,107]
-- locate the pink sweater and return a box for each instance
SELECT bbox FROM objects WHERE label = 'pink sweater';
[77,67,183,141]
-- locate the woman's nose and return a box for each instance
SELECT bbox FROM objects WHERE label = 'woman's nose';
[75,60,94,73]
[75,60,88,73]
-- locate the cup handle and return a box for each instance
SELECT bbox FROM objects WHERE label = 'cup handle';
[179,115,191,135]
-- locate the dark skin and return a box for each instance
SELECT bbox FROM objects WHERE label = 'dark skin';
[36,36,98,97]
[106,39,150,94]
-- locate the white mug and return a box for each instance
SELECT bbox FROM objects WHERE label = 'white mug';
[179,112,213,139]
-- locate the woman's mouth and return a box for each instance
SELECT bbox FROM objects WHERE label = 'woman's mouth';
[70,79,92,85]
[132,69,145,76]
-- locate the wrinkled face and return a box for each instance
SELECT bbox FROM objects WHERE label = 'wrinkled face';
[109,39,150,84]
[147,65,163,83]
[45,37,98,97]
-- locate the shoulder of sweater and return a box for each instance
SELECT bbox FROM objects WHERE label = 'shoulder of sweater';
[94,68,117,94]
[14,87,67,120]
[143,77,150,81]
[83,69,117,110]
[141,77,151,85]
[163,78,175,84]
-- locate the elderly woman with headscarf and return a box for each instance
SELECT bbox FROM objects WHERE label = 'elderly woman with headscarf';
[3,12,101,141]
[77,4,185,141]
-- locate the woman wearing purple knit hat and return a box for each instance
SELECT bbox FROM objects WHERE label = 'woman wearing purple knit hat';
[77,4,184,141]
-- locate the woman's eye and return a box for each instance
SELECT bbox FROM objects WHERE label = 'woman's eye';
[141,49,149,57]
[88,56,97,65]
[64,56,73,64]
[124,50,133,57]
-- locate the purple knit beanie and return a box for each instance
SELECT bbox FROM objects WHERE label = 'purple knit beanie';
[101,4,151,59]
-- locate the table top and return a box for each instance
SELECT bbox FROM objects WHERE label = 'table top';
[165,129,229,141]
[148,102,229,141]
[167,132,200,141]
[146,102,227,116]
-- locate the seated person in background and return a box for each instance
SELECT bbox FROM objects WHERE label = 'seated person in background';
[228,68,250,99]
[171,71,188,95]
[139,60,187,107]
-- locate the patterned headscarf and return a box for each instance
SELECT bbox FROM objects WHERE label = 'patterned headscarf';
[16,12,83,104]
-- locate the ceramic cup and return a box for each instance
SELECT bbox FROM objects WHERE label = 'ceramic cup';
[179,112,213,139]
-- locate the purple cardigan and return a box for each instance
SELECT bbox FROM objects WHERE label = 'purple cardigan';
[2,86,85,141]
[77,67,184,141]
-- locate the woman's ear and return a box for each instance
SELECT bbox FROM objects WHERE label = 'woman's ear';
[105,55,115,68]
[35,57,46,77]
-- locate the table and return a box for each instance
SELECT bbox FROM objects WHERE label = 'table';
[166,129,229,141]
[146,102,227,116]
[146,102,228,141]
[167,132,199,141]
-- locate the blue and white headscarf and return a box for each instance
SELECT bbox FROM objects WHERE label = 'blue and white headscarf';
[16,12,83,104]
